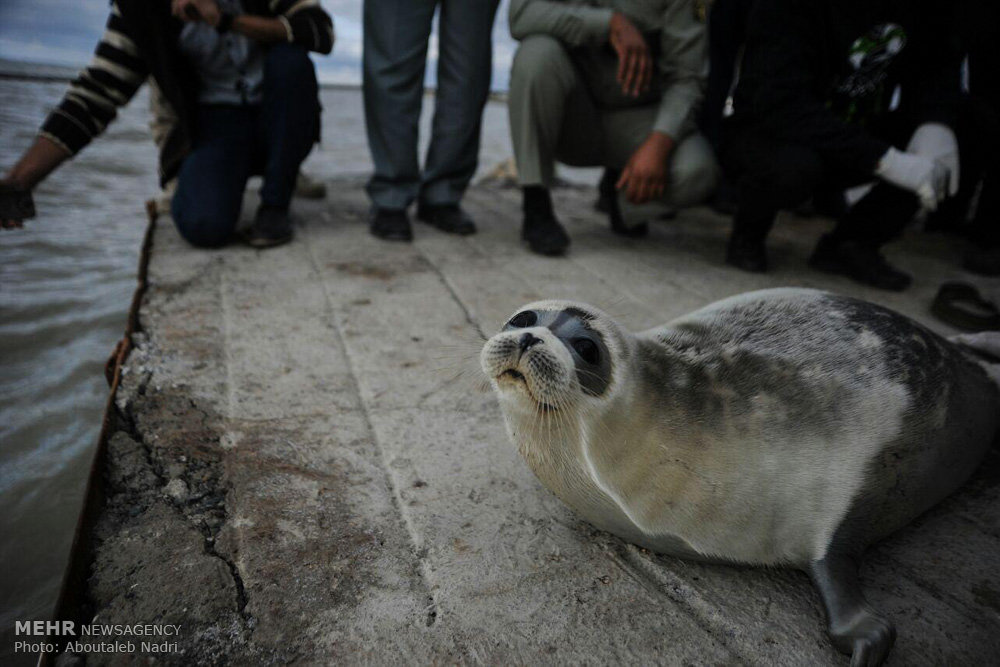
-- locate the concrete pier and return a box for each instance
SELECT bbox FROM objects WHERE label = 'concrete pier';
[69,178,999,664]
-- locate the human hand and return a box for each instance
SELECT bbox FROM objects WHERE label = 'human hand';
[172,0,221,26]
[875,147,950,211]
[609,12,652,98]
[616,132,674,204]
[0,176,36,230]
[907,123,959,197]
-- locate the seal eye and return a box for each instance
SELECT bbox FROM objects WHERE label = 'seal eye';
[572,338,600,365]
[508,311,537,328]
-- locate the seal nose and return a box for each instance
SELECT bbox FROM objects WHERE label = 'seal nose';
[519,332,542,352]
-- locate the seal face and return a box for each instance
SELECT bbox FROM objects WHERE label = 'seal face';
[492,305,613,399]
[482,288,1000,666]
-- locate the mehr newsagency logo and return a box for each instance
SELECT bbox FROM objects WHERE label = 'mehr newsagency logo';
[13,621,181,655]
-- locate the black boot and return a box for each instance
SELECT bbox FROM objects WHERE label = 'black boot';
[595,168,616,213]
[416,203,477,235]
[522,186,570,256]
[369,207,413,241]
[809,234,912,291]
[243,205,293,248]
[725,232,768,273]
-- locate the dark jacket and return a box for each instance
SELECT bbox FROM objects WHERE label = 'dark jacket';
[730,0,962,174]
[40,0,333,186]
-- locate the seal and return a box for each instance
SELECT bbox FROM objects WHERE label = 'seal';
[480,288,999,666]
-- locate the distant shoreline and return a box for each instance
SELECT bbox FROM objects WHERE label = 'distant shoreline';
[0,60,509,102]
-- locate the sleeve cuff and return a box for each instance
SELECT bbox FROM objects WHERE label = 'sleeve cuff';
[40,109,93,155]
[578,7,614,43]
[277,15,294,43]
[38,131,75,157]
[653,103,691,141]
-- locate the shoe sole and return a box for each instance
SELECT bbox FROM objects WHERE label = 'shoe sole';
[244,233,293,249]
[415,212,476,236]
[370,229,413,242]
[808,256,911,291]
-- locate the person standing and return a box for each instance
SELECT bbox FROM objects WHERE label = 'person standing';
[362,0,501,242]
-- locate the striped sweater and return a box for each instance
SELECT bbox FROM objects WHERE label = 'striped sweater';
[40,0,333,177]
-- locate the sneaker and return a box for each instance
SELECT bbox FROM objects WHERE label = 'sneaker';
[416,203,477,235]
[725,233,768,273]
[243,205,293,248]
[369,207,413,241]
[808,234,912,291]
[523,211,570,256]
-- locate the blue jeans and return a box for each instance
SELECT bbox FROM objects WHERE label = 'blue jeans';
[171,44,319,247]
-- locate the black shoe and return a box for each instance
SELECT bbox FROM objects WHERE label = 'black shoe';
[416,203,477,235]
[725,233,768,272]
[808,234,912,291]
[369,207,413,241]
[595,168,618,214]
[523,211,570,256]
[607,185,649,238]
[243,205,293,248]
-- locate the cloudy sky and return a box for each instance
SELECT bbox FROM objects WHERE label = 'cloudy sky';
[0,0,516,90]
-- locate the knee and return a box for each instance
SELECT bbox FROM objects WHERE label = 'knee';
[170,194,238,248]
[511,35,572,91]
[264,43,316,92]
[672,150,721,207]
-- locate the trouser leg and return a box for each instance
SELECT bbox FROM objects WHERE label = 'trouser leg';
[509,35,595,187]
[829,182,919,248]
[420,0,500,206]
[724,133,825,243]
[362,0,437,210]
[258,43,320,209]
[171,105,255,248]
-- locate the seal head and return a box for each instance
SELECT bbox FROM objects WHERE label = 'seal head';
[480,300,625,415]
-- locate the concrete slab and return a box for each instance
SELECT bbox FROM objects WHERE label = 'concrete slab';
[73,178,999,665]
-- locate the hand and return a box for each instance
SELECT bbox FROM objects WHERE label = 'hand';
[172,0,221,26]
[906,123,959,196]
[875,147,950,211]
[1,175,32,230]
[616,132,674,204]
[609,12,652,98]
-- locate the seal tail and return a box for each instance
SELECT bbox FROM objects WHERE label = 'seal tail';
[950,332,1000,387]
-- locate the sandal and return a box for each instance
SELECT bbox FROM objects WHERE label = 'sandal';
[931,281,1000,331]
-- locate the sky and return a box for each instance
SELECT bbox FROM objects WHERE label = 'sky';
[0,0,516,90]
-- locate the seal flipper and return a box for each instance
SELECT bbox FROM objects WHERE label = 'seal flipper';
[808,554,896,667]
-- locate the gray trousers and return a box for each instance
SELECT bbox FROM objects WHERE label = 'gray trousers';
[363,0,500,210]
[509,35,719,220]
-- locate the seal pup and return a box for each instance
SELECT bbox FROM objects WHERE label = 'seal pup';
[480,288,999,666]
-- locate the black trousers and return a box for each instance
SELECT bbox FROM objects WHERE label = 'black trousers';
[722,127,919,248]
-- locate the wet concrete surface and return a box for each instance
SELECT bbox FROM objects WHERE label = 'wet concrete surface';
[67,179,1000,665]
